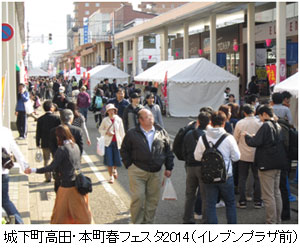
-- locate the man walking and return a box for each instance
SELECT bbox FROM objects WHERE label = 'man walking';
[15,83,29,139]
[36,100,61,182]
[194,111,240,224]
[121,109,174,224]
[108,87,129,119]
[234,104,262,208]
[182,112,211,224]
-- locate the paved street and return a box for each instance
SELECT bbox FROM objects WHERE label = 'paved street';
[9,109,298,225]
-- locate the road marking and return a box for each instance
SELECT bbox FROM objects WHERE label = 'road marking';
[82,151,130,221]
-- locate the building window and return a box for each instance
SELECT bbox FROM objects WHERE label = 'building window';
[85,10,90,15]
[128,41,133,51]
[171,4,175,8]
[85,3,89,7]
[162,4,165,8]
[143,36,156,49]
[95,3,100,7]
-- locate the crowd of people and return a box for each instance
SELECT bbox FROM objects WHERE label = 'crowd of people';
[2,75,297,225]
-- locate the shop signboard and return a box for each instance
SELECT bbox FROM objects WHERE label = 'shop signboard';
[266,64,276,86]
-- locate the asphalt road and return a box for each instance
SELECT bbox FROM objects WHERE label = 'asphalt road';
[81,111,298,224]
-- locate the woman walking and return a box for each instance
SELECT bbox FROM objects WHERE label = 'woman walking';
[25,125,92,224]
[67,102,91,146]
[99,104,125,184]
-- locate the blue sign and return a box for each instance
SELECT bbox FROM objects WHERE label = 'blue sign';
[2,23,14,41]
[287,43,298,65]
[83,25,88,44]
[217,53,226,68]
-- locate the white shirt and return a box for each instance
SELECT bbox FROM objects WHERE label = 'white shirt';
[140,126,155,151]
[1,126,29,174]
[194,127,240,176]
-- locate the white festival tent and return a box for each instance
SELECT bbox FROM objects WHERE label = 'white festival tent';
[134,58,239,117]
[274,72,299,129]
[28,68,49,77]
[88,64,129,94]
[68,67,87,81]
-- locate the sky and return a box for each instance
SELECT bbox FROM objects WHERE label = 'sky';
[24,0,141,67]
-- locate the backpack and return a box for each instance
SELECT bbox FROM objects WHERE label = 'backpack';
[200,133,229,184]
[172,121,196,161]
[94,96,103,109]
[277,119,298,160]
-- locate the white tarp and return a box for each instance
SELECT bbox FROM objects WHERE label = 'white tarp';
[274,72,299,129]
[134,58,239,117]
[89,64,129,93]
[68,67,87,81]
[28,68,49,77]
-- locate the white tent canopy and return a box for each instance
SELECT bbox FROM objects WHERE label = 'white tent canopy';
[274,72,299,129]
[135,58,239,117]
[89,64,129,93]
[274,72,299,98]
[68,67,87,81]
[28,68,49,77]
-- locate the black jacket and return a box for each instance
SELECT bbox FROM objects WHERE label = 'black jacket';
[36,143,81,187]
[120,124,174,172]
[182,128,205,167]
[49,123,83,156]
[245,120,288,171]
[122,104,144,133]
[36,112,61,148]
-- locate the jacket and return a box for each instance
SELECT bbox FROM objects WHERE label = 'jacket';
[49,123,83,156]
[99,115,125,149]
[123,104,144,132]
[120,124,174,172]
[234,116,262,162]
[182,128,205,167]
[245,120,288,171]
[194,126,240,177]
[36,142,81,187]
[108,98,129,118]
[52,94,69,110]
[144,104,164,128]
[77,91,91,108]
[16,91,29,112]
[36,112,61,148]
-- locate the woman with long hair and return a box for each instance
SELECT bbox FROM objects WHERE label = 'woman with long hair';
[66,102,91,146]
[99,104,125,183]
[25,125,92,224]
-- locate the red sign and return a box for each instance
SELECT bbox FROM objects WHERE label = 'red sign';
[279,58,286,82]
[266,64,276,87]
[75,57,81,75]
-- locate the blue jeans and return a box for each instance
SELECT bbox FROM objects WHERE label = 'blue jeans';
[2,174,24,224]
[79,107,88,121]
[205,176,237,224]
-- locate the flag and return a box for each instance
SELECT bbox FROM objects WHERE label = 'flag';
[162,71,168,97]
[266,64,276,87]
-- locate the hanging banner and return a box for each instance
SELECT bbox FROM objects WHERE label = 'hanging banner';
[279,58,286,82]
[266,64,276,87]
[75,57,81,75]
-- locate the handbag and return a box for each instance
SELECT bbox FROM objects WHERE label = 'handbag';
[2,148,14,170]
[96,122,114,156]
[35,149,43,163]
[75,169,92,195]
[24,99,34,114]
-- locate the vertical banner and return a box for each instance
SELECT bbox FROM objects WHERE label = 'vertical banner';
[83,17,89,44]
[24,66,28,84]
[279,58,286,82]
[75,57,81,75]
[162,71,168,114]
[266,64,276,87]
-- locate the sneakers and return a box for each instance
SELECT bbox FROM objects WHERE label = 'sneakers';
[113,169,118,179]
[108,176,114,184]
[194,213,203,220]
[237,201,247,209]
[254,202,262,209]
[216,200,225,208]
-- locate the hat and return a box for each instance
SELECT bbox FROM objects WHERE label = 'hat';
[130,92,141,99]
[105,104,118,113]
[59,86,65,93]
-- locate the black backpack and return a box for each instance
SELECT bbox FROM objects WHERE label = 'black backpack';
[201,133,229,184]
[172,121,196,161]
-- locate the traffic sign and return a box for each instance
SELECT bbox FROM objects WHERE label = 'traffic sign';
[2,23,14,41]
